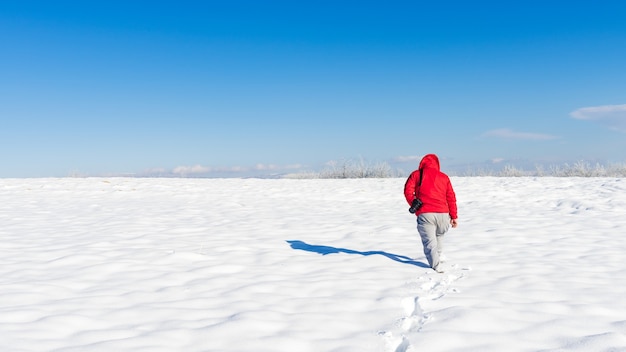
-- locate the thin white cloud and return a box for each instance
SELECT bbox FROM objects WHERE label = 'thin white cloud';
[168,163,307,176]
[253,163,305,171]
[284,164,305,170]
[570,104,626,132]
[392,155,422,163]
[172,165,251,175]
[483,128,559,140]
[142,167,168,174]
[254,164,280,171]
[172,165,211,175]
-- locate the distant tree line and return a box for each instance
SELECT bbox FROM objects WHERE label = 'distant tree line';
[461,161,626,177]
[285,160,626,179]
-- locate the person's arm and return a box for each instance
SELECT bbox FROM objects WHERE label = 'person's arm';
[446,178,458,226]
[403,170,419,205]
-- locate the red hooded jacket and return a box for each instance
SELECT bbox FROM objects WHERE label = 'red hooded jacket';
[404,154,458,219]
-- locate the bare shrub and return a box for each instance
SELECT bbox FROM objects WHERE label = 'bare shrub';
[498,165,528,177]
[319,159,393,178]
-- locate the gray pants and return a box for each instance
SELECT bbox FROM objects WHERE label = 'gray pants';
[417,213,451,269]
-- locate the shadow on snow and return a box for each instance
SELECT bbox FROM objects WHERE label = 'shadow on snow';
[286,240,429,268]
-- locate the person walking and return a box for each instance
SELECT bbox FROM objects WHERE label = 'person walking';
[404,154,458,273]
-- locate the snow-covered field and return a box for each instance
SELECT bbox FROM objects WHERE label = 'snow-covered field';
[1,177,625,352]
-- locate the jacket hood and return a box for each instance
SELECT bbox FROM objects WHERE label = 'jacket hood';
[419,154,440,171]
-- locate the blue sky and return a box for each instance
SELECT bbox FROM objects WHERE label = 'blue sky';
[1,1,625,177]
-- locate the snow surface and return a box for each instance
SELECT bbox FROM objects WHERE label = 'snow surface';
[1,177,626,352]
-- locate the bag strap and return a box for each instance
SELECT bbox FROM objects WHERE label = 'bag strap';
[416,168,424,198]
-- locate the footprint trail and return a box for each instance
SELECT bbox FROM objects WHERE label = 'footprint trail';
[380,264,470,352]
